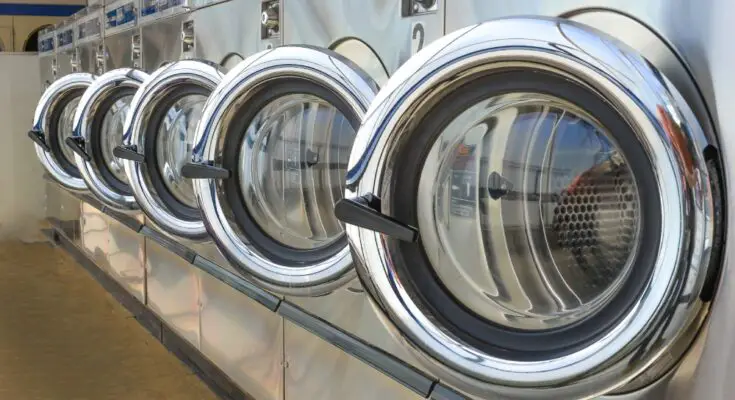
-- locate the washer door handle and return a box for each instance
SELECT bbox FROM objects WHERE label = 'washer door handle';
[28,130,50,152]
[113,145,144,163]
[64,136,91,162]
[334,193,418,242]
[181,162,231,179]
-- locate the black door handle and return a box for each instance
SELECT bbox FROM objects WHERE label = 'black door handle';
[28,130,50,152]
[334,193,418,242]
[64,136,91,162]
[113,145,144,163]
[181,162,231,179]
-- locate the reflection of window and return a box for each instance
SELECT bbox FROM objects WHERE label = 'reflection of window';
[25,25,54,52]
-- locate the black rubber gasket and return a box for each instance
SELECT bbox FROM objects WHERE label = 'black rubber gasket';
[47,88,84,178]
[388,70,662,361]
[221,78,358,266]
[143,84,209,222]
[87,87,136,195]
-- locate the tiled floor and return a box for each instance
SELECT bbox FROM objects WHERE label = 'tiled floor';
[0,240,217,400]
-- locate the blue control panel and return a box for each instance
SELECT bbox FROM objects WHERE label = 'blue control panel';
[141,0,184,17]
[105,2,136,28]
[78,17,101,40]
[39,36,54,52]
[57,28,73,47]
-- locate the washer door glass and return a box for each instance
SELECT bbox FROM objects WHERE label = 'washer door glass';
[99,95,132,185]
[189,45,380,295]
[155,94,206,211]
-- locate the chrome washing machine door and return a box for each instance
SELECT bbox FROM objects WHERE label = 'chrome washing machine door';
[118,59,225,240]
[30,72,95,192]
[337,18,725,399]
[183,45,380,296]
[68,68,149,212]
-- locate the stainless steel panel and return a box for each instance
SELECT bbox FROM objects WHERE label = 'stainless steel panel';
[146,237,201,347]
[284,320,423,400]
[56,51,74,77]
[141,15,186,71]
[283,0,444,74]
[104,29,136,70]
[106,215,146,302]
[39,55,55,87]
[188,242,240,275]
[188,0,271,65]
[287,285,430,376]
[80,201,109,269]
[45,183,83,247]
[199,271,284,400]
[77,42,100,74]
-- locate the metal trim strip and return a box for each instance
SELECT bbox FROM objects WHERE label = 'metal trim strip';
[191,255,281,311]
[140,226,197,263]
[429,384,467,400]
[277,301,437,397]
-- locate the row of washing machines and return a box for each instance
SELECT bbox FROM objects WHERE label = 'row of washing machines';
[29,0,733,399]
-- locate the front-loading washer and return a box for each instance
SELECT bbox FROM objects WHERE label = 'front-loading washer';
[116,2,287,398]
[35,24,92,248]
[338,6,727,399]
[181,2,446,399]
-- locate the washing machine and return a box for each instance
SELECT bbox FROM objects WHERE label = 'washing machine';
[179,1,444,399]
[337,1,728,399]
[115,2,287,398]
[31,17,96,248]
[73,5,104,75]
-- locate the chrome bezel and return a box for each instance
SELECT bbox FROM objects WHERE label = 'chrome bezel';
[32,72,95,192]
[123,59,225,240]
[190,45,379,296]
[345,17,716,398]
[72,68,148,212]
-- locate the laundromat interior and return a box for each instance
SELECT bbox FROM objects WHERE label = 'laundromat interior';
[7,0,735,399]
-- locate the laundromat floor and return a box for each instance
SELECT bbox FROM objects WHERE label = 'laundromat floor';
[0,240,218,400]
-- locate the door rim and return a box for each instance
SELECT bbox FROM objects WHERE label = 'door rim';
[72,68,148,212]
[32,72,95,192]
[190,45,379,296]
[123,59,225,241]
[343,17,719,398]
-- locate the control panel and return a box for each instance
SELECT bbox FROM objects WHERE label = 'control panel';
[105,0,137,34]
[76,13,102,44]
[140,0,188,23]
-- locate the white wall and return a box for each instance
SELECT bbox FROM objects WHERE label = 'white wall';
[0,54,45,241]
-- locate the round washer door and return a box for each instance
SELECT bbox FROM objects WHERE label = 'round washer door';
[184,45,380,296]
[30,72,95,192]
[120,59,225,240]
[337,18,723,398]
[69,68,149,212]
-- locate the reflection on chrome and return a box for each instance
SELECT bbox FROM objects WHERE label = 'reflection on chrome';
[239,94,355,250]
[58,97,81,166]
[100,95,133,184]
[419,94,640,331]
[156,94,206,209]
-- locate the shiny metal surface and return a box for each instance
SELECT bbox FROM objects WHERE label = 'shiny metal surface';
[191,45,378,296]
[198,271,284,400]
[345,17,717,398]
[145,237,201,347]
[102,30,136,71]
[283,320,423,400]
[187,0,275,65]
[32,73,95,192]
[106,216,146,302]
[283,0,444,75]
[141,14,187,72]
[45,182,83,247]
[72,68,149,212]
[123,60,225,240]
[80,201,110,271]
